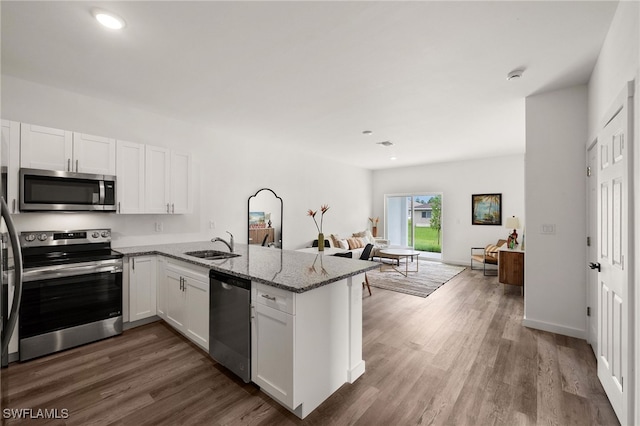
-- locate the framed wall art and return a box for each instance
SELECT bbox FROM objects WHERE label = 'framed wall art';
[472,193,502,225]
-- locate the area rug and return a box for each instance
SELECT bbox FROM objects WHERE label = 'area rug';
[366,259,466,298]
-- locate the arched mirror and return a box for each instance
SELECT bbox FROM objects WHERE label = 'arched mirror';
[248,188,283,248]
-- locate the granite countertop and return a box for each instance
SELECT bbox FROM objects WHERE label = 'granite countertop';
[114,241,378,293]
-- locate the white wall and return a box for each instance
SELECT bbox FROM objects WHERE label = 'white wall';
[1,76,372,250]
[524,85,588,339]
[587,2,639,423]
[371,154,525,265]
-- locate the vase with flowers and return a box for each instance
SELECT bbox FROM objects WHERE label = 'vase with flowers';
[308,204,330,251]
[369,217,379,237]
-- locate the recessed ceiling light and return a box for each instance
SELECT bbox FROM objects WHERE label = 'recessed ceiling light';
[507,69,524,80]
[362,130,373,135]
[376,141,393,147]
[93,9,126,30]
[390,156,397,161]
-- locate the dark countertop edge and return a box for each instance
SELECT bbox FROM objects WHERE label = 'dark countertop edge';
[115,249,379,294]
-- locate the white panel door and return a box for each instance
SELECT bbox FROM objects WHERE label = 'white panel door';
[170,150,192,214]
[251,303,294,408]
[20,123,73,171]
[128,256,157,322]
[164,267,186,330]
[1,120,20,213]
[596,85,632,425]
[116,140,146,214]
[184,273,209,350]
[145,145,171,214]
[72,132,116,175]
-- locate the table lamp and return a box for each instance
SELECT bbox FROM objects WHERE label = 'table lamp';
[505,216,520,248]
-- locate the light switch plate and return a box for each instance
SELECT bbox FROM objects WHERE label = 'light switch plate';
[540,224,556,234]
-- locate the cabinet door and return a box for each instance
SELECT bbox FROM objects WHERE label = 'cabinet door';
[73,132,116,175]
[184,273,209,350]
[116,140,146,214]
[1,120,20,214]
[252,303,294,408]
[145,145,171,214]
[156,258,167,320]
[128,256,157,321]
[20,123,73,171]
[164,267,186,330]
[170,150,192,214]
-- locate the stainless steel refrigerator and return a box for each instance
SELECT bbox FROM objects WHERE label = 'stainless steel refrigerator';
[0,127,24,417]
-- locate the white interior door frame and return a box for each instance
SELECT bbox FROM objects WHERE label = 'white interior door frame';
[586,139,598,355]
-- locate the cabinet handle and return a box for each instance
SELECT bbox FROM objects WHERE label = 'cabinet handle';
[171,203,175,214]
[261,294,276,301]
[67,158,71,171]
[76,159,79,172]
[132,257,135,271]
[118,202,121,213]
[179,277,182,290]
[12,199,15,213]
[166,203,170,213]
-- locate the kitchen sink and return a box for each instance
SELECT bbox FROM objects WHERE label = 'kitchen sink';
[184,250,240,260]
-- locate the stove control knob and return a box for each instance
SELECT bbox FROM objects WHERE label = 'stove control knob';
[24,234,36,242]
[92,231,100,239]
[38,233,48,241]
[101,231,110,238]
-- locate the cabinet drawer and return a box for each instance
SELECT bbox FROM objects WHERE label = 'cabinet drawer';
[254,283,295,315]
[166,259,208,281]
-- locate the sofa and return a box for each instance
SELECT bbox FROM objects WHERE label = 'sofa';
[312,230,389,259]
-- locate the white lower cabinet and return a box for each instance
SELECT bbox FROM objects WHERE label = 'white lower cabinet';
[128,256,157,322]
[252,299,295,408]
[162,260,209,351]
[251,277,365,419]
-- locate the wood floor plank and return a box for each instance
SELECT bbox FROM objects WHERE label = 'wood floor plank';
[2,268,619,425]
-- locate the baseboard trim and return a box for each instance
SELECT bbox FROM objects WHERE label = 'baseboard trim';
[124,316,161,330]
[347,360,366,383]
[522,317,586,339]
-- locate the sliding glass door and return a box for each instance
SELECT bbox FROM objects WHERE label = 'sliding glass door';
[385,193,442,258]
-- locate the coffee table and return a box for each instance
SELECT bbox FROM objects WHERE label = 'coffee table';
[378,248,421,277]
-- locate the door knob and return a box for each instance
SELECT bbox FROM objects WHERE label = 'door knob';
[589,262,601,272]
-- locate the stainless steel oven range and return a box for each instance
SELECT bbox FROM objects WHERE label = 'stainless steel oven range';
[18,229,123,361]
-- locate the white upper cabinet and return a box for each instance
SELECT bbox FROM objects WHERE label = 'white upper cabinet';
[116,140,146,214]
[72,132,116,175]
[20,124,116,175]
[170,150,192,214]
[1,120,20,213]
[145,145,171,214]
[20,123,73,171]
[145,146,192,214]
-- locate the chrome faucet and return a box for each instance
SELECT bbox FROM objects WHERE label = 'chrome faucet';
[212,231,234,252]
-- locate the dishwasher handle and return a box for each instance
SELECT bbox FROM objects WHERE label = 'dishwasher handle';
[210,271,250,290]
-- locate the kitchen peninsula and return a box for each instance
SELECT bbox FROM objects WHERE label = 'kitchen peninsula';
[115,242,377,419]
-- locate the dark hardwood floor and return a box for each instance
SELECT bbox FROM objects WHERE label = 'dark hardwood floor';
[2,268,619,425]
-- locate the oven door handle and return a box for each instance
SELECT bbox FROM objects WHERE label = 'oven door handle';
[23,261,123,282]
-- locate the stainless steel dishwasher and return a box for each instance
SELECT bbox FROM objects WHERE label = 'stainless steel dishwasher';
[209,270,251,383]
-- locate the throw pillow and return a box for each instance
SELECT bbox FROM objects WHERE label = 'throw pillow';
[330,234,342,248]
[353,230,375,245]
[347,237,365,250]
[339,239,349,250]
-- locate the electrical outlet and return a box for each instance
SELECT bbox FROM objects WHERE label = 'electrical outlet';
[209,220,216,229]
[155,222,163,232]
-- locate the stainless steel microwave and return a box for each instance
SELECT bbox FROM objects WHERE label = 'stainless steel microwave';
[19,168,116,212]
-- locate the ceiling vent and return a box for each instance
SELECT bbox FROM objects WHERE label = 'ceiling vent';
[376,141,393,147]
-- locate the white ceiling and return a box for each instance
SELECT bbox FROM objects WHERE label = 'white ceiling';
[1,1,619,170]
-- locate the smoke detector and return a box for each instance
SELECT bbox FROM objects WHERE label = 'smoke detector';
[376,141,394,147]
[507,69,524,80]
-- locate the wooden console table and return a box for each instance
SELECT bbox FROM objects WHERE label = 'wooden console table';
[498,247,524,294]
[249,227,274,245]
